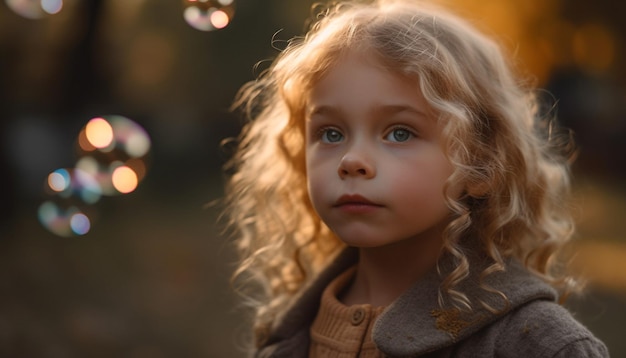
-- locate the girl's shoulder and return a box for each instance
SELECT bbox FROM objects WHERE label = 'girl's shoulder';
[372,255,608,357]
[486,298,609,357]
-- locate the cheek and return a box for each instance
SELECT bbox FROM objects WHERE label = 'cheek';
[306,157,326,205]
[306,172,333,225]
[392,157,453,206]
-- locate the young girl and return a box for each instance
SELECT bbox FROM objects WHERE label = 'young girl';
[224,0,608,356]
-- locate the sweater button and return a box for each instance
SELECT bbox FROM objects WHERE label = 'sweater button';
[351,308,365,325]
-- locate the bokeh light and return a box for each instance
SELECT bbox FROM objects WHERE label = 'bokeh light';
[70,213,91,235]
[111,165,138,194]
[183,0,234,32]
[85,117,114,150]
[210,10,229,29]
[48,168,70,192]
[41,0,62,14]
[5,0,64,19]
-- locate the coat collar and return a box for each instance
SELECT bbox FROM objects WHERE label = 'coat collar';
[372,249,557,356]
[261,247,556,357]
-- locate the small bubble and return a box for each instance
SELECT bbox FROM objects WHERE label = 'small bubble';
[38,201,92,237]
[183,0,235,32]
[39,168,98,237]
[76,115,151,196]
[5,0,63,19]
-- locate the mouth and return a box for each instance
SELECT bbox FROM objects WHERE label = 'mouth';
[333,194,382,208]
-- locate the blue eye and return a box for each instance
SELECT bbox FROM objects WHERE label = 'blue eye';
[386,127,413,142]
[320,128,344,143]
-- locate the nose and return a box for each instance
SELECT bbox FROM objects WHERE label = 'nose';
[338,151,376,179]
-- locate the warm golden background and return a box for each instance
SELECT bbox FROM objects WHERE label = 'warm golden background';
[1,0,625,356]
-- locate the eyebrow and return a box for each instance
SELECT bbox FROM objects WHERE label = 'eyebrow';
[308,104,429,120]
[373,104,429,118]
[308,105,342,118]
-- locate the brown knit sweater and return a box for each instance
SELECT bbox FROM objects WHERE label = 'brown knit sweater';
[308,266,385,357]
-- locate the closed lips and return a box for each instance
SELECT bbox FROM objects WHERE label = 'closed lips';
[334,194,382,207]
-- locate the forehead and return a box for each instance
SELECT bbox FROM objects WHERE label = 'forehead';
[306,52,430,116]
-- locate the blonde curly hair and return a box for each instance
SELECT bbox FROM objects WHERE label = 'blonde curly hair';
[224,0,578,345]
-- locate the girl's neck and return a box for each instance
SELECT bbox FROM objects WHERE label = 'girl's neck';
[340,231,444,307]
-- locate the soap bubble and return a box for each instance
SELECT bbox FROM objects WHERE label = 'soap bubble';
[76,115,151,195]
[38,201,92,237]
[39,167,100,237]
[5,0,63,19]
[183,0,235,31]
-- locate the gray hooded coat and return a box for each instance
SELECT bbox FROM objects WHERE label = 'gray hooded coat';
[256,248,608,357]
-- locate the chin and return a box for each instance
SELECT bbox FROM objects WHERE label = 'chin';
[337,236,391,249]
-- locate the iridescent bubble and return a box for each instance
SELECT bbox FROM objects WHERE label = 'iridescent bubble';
[38,201,92,237]
[183,0,234,32]
[41,168,100,237]
[5,0,63,19]
[75,115,151,196]
[39,167,99,236]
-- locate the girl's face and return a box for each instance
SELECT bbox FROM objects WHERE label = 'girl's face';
[305,54,455,249]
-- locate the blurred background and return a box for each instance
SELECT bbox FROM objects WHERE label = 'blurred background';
[1,0,624,356]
